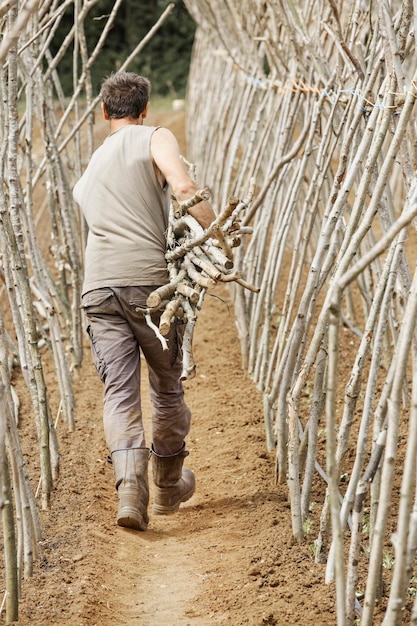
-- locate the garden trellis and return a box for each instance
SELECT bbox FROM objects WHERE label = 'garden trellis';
[0,1,176,622]
[0,0,417,624]
[184,0,417,623]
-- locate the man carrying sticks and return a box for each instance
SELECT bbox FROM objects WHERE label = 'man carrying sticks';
[73,71,216,531]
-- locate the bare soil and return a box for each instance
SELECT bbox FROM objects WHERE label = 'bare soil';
[8,109,394,625]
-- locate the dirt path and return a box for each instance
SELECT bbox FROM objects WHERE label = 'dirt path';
[14,286,340,625]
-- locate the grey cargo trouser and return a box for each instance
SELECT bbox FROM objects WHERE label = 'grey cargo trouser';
[81,286,191,456]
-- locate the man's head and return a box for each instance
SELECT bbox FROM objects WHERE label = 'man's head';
[100,72,151,120]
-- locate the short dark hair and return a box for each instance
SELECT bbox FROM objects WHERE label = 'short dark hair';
[100,71,151,119]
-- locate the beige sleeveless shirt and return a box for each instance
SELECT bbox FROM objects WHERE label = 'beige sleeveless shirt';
[73,125,169,295]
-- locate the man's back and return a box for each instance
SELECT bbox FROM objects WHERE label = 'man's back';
[74,124,170,294]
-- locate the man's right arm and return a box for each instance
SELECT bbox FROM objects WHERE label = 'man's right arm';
[150,127,216,229]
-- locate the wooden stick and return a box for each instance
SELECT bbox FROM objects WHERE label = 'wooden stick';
[159,297,182,336]
[175,282,201,304]
[188,249,222,281]
[173,187,211,218]
[180,299,197,381]
[181,256,216,289]
[146,274,185,308]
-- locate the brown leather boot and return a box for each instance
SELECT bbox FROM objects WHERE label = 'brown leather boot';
[111,448,149,530]
[151,442,195,515]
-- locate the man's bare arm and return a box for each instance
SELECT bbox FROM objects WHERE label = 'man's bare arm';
[151,127,216,229]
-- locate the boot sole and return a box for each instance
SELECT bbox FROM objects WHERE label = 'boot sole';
[117,508,148,531]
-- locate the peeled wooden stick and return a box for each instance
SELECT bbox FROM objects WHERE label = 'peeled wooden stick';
[202,238,234,270]
[175,282,201,303]
[212,196,240,229]
[212,223,234,261]
[146,281,178,308]
[224,178,256,231]
[180,299,197,380]
[235,277,261,293]
[159,297,182,336]
[166,198,240,262]
[145,313,168,349]
[218,271,260,292]
[146,269,186,307]
[172,187,211,219]
[188,249,222,280]
[219,271,242,282]
[181,256,216,289]
[226,235,242,248]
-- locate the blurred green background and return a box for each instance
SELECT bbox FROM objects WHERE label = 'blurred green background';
[51,0,196,98]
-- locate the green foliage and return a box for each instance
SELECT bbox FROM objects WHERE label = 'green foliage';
[50,0,196,98]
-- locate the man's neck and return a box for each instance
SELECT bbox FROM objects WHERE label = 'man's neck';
[109,116,143,133]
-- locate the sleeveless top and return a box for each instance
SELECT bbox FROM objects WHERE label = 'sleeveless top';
[73,125,170,295]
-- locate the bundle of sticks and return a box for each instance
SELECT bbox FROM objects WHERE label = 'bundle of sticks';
[144,179,259,380]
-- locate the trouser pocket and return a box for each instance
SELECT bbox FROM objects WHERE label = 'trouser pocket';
[85,323,107,381]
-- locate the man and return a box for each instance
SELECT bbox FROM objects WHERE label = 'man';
[73,71,216,531]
